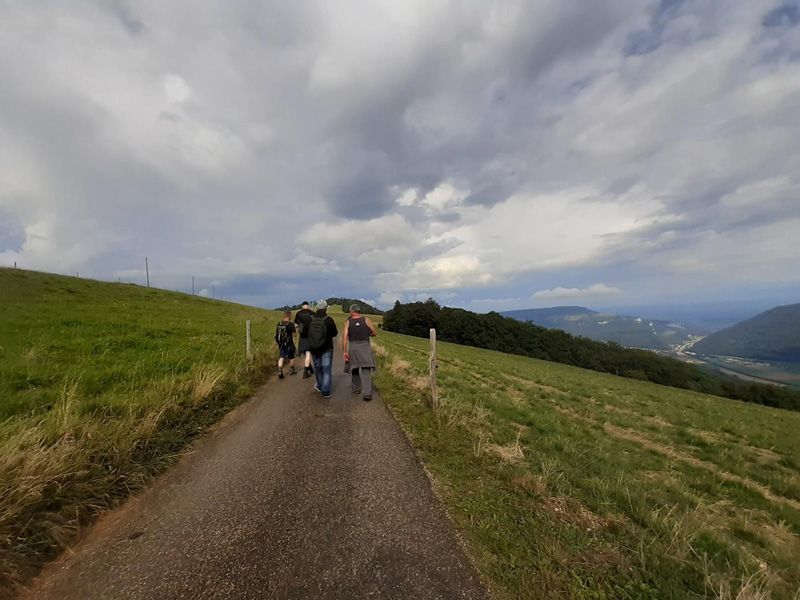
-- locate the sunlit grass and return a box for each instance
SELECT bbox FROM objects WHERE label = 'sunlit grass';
[374,331,800,599]
[0,268,280,594]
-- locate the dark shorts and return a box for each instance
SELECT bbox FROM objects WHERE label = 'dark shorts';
[298,338,310,355]
[279,344,296,359]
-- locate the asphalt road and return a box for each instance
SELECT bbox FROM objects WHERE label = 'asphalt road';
[24,350,488,600]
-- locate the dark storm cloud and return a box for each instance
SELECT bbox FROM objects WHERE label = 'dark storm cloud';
[111,2,146,36]
[763,4,800,28]
[330,177,394,220]
[1,0,799,309]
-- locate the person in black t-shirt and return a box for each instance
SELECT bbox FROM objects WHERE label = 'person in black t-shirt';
[294,302,314,378]
[342,304,377,401]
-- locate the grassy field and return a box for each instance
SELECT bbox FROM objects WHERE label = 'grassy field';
[698,357,800,390]
[373,331,800,599]
[0,268,282,595]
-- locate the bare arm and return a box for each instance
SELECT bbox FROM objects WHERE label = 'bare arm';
[365,317,377,336]
[342,319,350,355]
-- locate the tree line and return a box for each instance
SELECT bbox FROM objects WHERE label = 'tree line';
[383,299,800,413]
[277,297,383,315]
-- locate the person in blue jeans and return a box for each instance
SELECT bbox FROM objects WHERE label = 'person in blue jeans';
[309,299,338,398]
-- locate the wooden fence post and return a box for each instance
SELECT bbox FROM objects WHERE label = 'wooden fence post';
[246,320,252,361]
[429,328,438,412]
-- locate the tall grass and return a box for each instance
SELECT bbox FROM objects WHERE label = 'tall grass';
[0,268,280,595]
[374,331,800,599]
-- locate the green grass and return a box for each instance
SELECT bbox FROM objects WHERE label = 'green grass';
[374,332,800,599]
[0,268,281,595]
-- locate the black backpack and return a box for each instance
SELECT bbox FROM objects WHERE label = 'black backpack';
[308,315,328,351]
[276,322,291,346]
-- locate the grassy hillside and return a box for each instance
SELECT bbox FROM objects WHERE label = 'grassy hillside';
[502,306,703,351]
[374,331,800,599]
[691,303,800,363]
[0,268,280,595]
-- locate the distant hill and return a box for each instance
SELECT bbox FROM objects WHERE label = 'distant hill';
[502,306,703,351]
[690,303,800,362]
[385,299,800,412]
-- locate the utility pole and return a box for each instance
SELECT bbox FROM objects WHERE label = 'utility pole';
[212,285,215,299]
[145,257,150,287]
[192,276,195,295]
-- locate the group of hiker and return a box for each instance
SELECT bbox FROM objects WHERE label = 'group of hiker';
[274,300,377,401]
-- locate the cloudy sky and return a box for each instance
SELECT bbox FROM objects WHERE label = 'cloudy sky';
[1,0,799,312]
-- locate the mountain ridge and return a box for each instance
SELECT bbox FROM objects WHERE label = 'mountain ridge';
[501,305,702,351]
[690,303,800,362]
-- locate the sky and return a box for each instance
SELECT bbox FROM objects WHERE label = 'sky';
[1,0,799,313]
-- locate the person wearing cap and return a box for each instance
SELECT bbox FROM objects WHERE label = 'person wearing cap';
[294,301,315,378]
[342,304,377,401]
[309,299,338,398]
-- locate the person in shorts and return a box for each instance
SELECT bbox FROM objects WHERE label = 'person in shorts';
[294,301,314,378]
[275,310,297,379]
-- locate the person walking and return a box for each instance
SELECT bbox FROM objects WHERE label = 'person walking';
[342,304,378,401]
[275,310,297,379]
[308,299,338,398]
[294,301,315,378]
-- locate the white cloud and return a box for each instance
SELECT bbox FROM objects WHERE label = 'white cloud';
[0,0,798,309]
[469,297,525,312]
[531,283,622,303]
[164,74,192,104]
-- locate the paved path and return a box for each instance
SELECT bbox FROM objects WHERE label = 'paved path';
[25,350,488,600]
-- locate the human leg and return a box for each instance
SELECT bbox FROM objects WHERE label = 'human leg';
[360,367,373,400]
[351,367,361,394]
[313,354,323,391]
[299,339,313,377]
[320,350,333,396]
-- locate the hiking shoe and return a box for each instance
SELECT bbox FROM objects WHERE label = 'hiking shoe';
[314,385,320,393]
[278,369,284,379]
[363,396,372,402]
[323,394,332,399]
[302,367,311,378]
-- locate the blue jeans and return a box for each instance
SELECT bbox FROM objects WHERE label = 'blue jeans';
[313,350,333,396]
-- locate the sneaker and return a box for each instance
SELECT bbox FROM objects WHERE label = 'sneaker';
[314,385,320,393]
[302,368,311,379]
[363,396,372,402]
[322,394,332,399]
[278,369,284,379]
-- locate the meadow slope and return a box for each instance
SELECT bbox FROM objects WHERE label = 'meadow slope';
[374,331,800,599]
[0,268,280,595]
